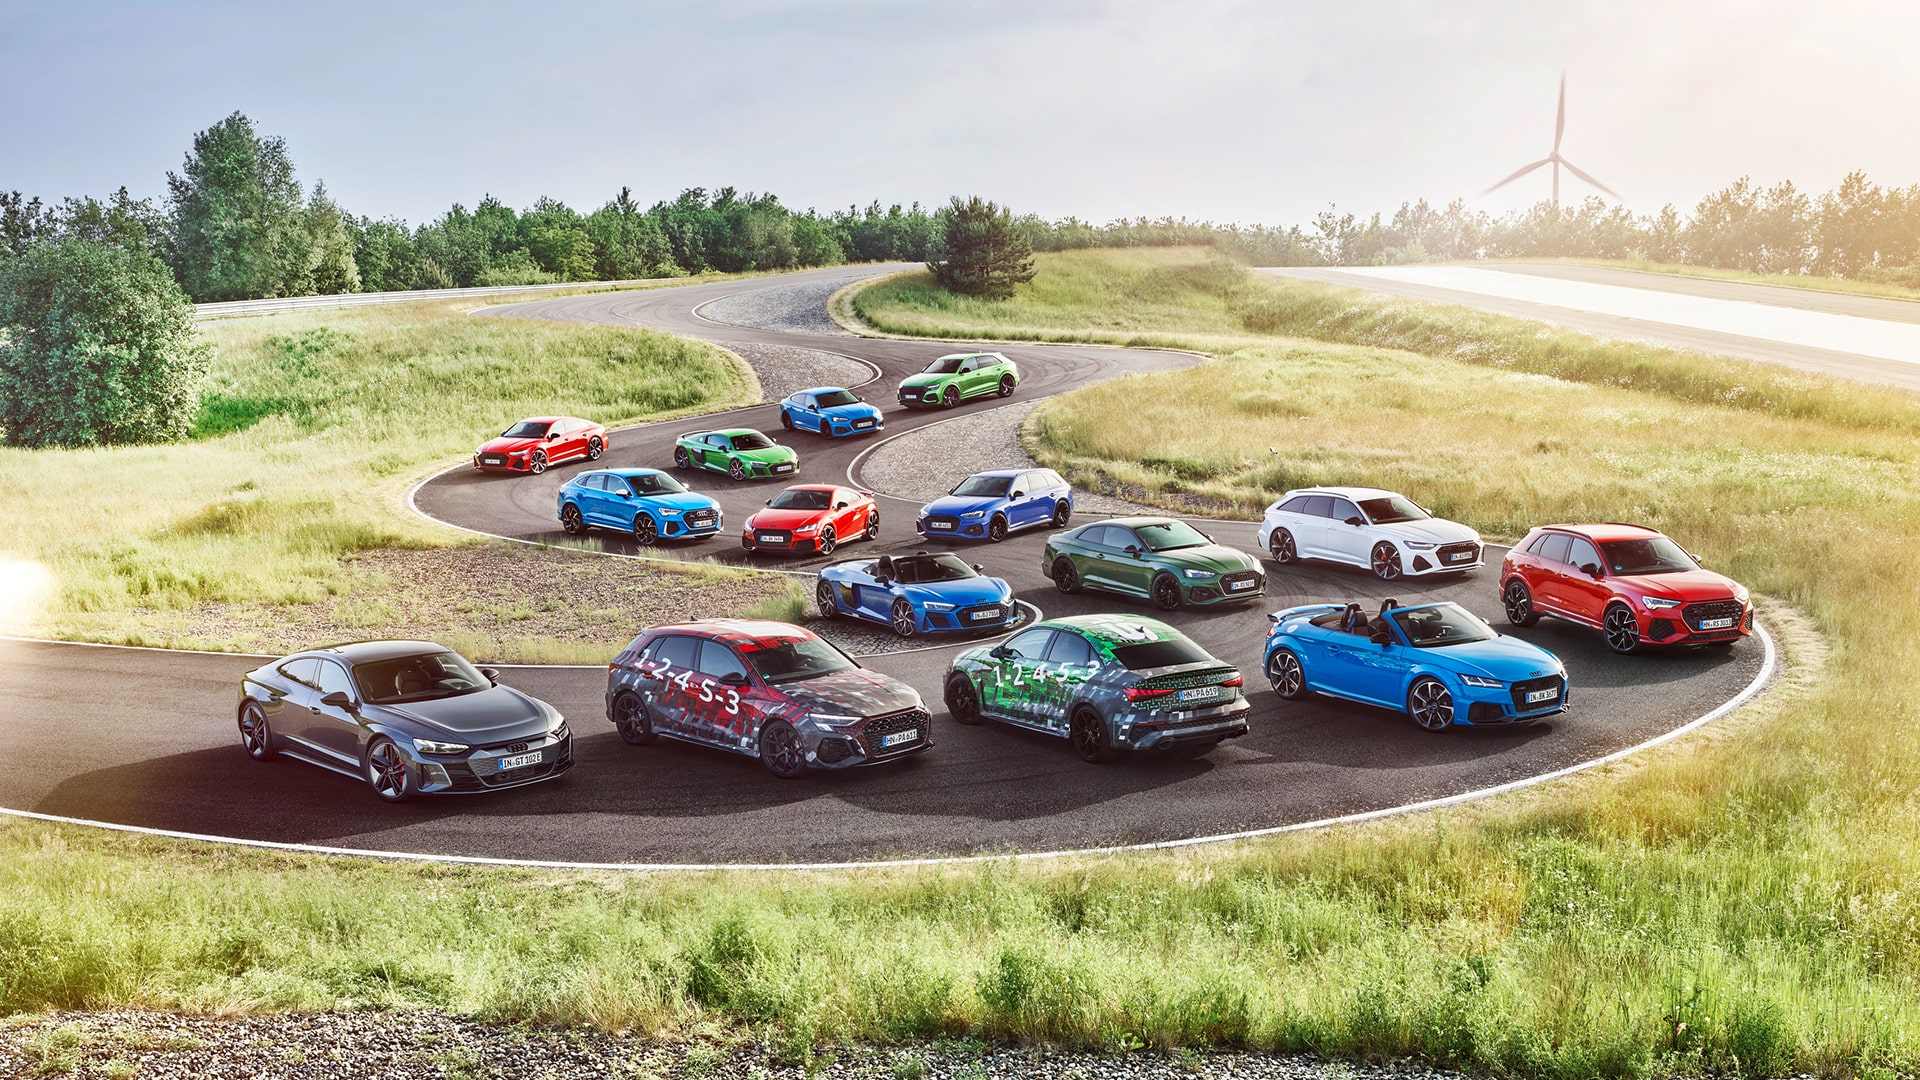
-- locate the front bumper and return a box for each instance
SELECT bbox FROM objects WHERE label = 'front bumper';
[1400,542,1485,575]
[410,731,575,793]
[1181,570,1267,605]
[914,599,1019,633]
[1638,601,1753,645]
[742,529,827,554]
[1459,676,1569,726]
[919,513,992,540]
[823,417,884,437]
[806,707,934,768]
[897,387,944,408]
[660,514,723,539]
[729,459,799,480]
[475,453,534,472]
[1115,702,1251,752]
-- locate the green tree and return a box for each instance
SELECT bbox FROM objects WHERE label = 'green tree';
[303,182,361,295]
[0,237,210,447]
[55,187,163,254]
[1,192,55,259]
[164,111,306,301]
[929,196,1036,298]
[586,187,677,279]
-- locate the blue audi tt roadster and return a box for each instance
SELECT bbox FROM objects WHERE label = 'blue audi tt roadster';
[816,551,1018,637]
[1262,599,1568,731]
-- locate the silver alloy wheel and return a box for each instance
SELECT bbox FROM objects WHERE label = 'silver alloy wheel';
[1267,649,1305,699]
[673,446,690,469]
[366,738,412,801]
[587,437,603,460]
[560,504,585,535]
[891,598,916,637]
[942,386,958,407]
[1370,541,1401,580]
[729,459,746,481]
[1271,528,1297,564]
[529,451,547,475]
[865,510,879,540]
[816,580,838,618]
[239,703,275,759]
[1408,678,1454,732]
[633,514,658,545]
[817,527,836,556]
[1605,605,1642,654]
[1504,578,1538,626]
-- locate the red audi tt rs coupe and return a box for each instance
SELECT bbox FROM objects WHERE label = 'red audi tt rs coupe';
[1500,523,1753,654]
[474,416,608,474]
[741,484,879,556]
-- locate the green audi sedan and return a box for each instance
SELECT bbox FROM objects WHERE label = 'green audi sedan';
[1043,517,1265,609]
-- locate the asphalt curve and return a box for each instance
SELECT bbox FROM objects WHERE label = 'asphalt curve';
[0,266,1769,865]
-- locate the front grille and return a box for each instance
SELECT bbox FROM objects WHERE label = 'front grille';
[922,515,960,534]
[772,462,795,474]
[1509,675,1565,713]
[1220,570,1262,596]
[506,741,529,754]
[1683,599,1744,632]
[956,602,1011,626]
[859,707,930,755]
[478,455,505,466]
[684,509,718,529]
[752,528,793,546]
[1437,542,1481,566]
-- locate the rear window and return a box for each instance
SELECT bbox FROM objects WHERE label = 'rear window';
[1112,638,1212,670]
[1532,533,1572,564]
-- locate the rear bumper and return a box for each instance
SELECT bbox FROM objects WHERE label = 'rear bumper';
[1120,706,1251,751]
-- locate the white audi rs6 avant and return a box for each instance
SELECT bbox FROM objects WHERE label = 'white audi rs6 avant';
[1256,487,1482,581]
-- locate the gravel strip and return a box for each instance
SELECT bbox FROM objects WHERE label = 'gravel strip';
[0,1009,1491,1080]
[725,342,875,403]
[858,401,1155,516]
[699,269,885,337]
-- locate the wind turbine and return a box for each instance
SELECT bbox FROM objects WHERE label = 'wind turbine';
[1484,72,1619,207]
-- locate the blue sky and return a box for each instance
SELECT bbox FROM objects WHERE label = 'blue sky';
[4,1,1916,227]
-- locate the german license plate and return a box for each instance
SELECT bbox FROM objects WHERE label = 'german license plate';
[481,456,503,466]
[969,609,1001,621]
[1178,686,1221,702]
[854,420,874,428]
[879,729,919,747]
[1449,551,1473,562]
[498,751,542,771]
[1526,689,1558,704]
[774,463,794,473]
[1226,578,1254,591]
[757,533,783,544]
[928,520,953,531]
[1700,617,1734,630]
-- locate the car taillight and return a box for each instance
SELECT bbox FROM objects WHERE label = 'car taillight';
[1221,675,1243,687]
[1123,685,1177,702]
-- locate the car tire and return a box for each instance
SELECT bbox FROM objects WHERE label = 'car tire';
[587,437,603,461]
[816,580,839,618]
[1052,500,1071,527]
[633,513,658,546]
[1070,706,1116,764]
[1151,573,1183,611]
[560,503,586,536]
[890,598,917,638]
[612,692,656,745]
[1266,648,1307,700]
[673,446,691,470]
[1053,557,1082,594]
[998,375,1014,397]
[1370,541,1401,581]
[864,510,880,541]
[1503,578,1540,627]
[364,736,414,802]
[780,409,794,430]
[1270,528,1298,565]
[728,459,746,481]
[817,526,836,556]
[1604,603,1642,654]
[945,674,983,725]
[1407,677,1454,732]
[758,720,809,779]
[529,451,547,476]
[238,702,277,760]
[942,386,958,408]
[988,515,1008,543]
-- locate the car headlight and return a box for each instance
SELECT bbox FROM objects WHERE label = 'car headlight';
[961,510,987,519]
[1641,596,1683,610]
[794,523,821,534]
[808,712,862,729]
[1403,541,1437,550]
[658,507,682,517]
[412,738,469,755]
[923,602,955,612]
[1459,675,1504,689]
[1182,568,1216,579]
[550,720,570,741]
[1734,585,1750,604]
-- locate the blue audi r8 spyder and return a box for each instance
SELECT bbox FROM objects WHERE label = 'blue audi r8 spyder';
[1262,599,1569,731]
[816,551,1018,637]
[917,468,1072,543]
[557,468,723,545]
[779,387,885,438]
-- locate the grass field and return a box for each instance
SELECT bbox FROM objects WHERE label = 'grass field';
[0,295,790,660]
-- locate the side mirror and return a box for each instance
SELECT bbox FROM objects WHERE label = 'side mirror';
[1369,630,1393,646]
[1267,612,1281,625]
[765,499,773,506]
[321,691,354,708]
[1345,516,1364,527]
[479,666,500,685]
[836,501,849,510]
[989,645,1011,660]
[971,563,984,572]
[614,489,631,498]
[874,576,890,587]
[1125,545,1141,557]
[1580,563,1603,579]
[1689,551,1704,565]
[719,671,748,686]
[1011,491,1025,500]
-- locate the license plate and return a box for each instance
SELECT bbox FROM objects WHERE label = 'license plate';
[774,463,794,473]
[481,456,503,465]
[1178,686,1222,702]
[497,751,542,771]
[1699,617,1734,629]
[969,609,1001,621]
[1525,689,1558,704]
[757,533,783,544]
[854,420,874,428]
[928,521,953,530]
[1226,578,1254,591]
[879,729,919,747]
[1448,551,1473,562]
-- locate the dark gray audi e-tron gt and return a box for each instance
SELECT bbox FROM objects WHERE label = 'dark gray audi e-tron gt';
[236,640,572,802]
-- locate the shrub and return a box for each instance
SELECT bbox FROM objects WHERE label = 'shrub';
[929,196,1036,299]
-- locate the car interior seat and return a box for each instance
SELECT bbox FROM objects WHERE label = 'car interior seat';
[1341,603,1369,635]
[396,666,431,696]
[874,555,895,581]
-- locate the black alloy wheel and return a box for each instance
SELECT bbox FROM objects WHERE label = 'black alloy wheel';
[1370,541,1402,581]
[942,386,959,408]
[987,515,1008,543]
[1604,604,1643,654]
[529,451,547,475]
[758,720,809,778]
[673,446,691,469]
[1270,528,1297,565]
[239,702,277,760]
[816,580,839,618]
[613,692,656,745]
[1070,706,1116,763]
[587,437,603,461]
[1408,677,1454,732]
[890,598,917,637]
[365,737,414,802]
[1152,573,1183,611]
[1052,500,1071,527]
[633,514,658,546]
[1053,557,1082,594]
[560,504,586,535]
[998,375,1014,397]
[817,526,837,556]
[780,409,794,430]
[728,459,747,481]
[1267,649,1307,699]
[1503,578,1540,627]
[945,674,982,725]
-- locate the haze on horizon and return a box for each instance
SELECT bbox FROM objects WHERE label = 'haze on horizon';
[4,1,1915,228]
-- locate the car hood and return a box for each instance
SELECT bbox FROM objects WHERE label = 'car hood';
[1155,543,1260,574]
[776,668,923,718]
[733,444,798,463]
[921,493,1005,517]
[904,575,1011,605]
[638,491,719,513]
[820,402,883,421]
[898,372,952,391]
[478,436,543,454]
[1428,634,1564,682]
[747,507,828,530]
[1615,569,1742,602]
[380,686,552,743]
[1374,518,1478,545]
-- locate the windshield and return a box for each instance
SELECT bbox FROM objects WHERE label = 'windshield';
[1134,520,1210,551]
[501,421,550,439]
[814,389,859,407]
[951,474,1012,498]
[744,637,858,684]
[624,472,687,496]
[729,431,775,450]
[1112,637,1212,670]
[894,553,978,583]
[354,651,492,704]
[1358,496,1430,524]
[923,356,964,374]
[1389,604,1496,648]
[1601,537,1699,575]
[769,488,831,510]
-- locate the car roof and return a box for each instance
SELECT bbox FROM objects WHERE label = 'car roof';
[1540,522,1662,542]
[1040,613,1185,646]
[1288,486,1399,500]
[967,468,1026,479]
[646,619,819,647]
[597,467,670,477]
[796,386,852,396]
[705,428,761,438]
[1093,516,1185,528]
[777,483,839,493]
[301,640,457,663]
[935,351,1000,360]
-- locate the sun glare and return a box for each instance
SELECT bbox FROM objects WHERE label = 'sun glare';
[0,557,57,633]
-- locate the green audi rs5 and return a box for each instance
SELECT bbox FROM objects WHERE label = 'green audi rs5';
[896,352,1020,409]
[1043,516,1265,609]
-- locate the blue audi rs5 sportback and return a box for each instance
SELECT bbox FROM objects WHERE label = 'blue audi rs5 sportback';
[778,386,886,438]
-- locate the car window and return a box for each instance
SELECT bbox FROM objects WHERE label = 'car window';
[314,660,356,701]
[733,431,775,450]
[1357,496,1429,524]
[1044,631,1096,668]
[1112,637,1213,670]
[957,358,975,373]
[1135,520,1210,551]
[502,420,549,438]
[1073,525,1110,548]
[629,472,686,496]
[278,658,320,688]
[1301,495,1334,518]
[354,651,490,704]
[899,553,976,582]
[648,635,700,672]
[1328,498,1362,523]
[1390,603,1497,648]
[743,636,858,684]
[1534,533,1572,564]
[1042,470,1065,488]
[578,473,607,492]
[951,474,1011,498]
[815,389,859,407]
[1278,495,1314,514]
[1602,536,1699,575]
[1566,537,1602,571]
[769,488,831,510]
[695,640,749,681]
[1000,629,1055,661]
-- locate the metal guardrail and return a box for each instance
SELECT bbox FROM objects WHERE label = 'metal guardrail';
[192,276,670,319]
